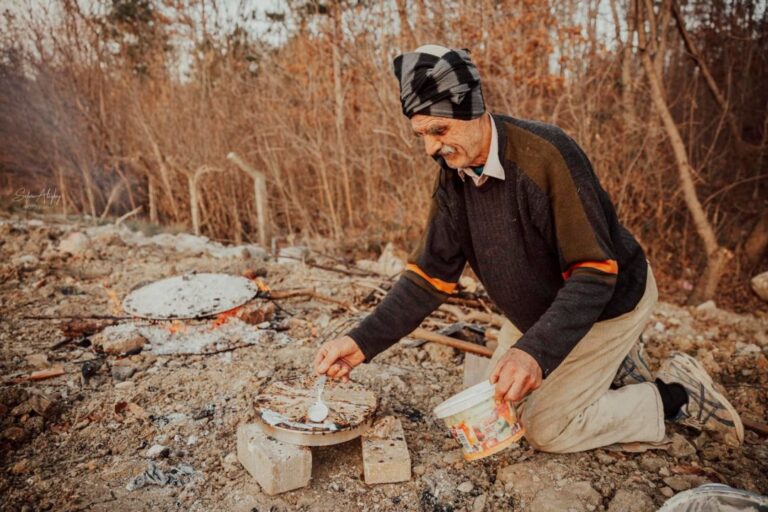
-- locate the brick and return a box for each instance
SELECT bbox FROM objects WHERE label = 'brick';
[236,424,312,495]
[362,416,411,485]
[463,353,492,388]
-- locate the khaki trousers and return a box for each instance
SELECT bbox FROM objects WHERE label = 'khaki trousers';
[486,267,665,453]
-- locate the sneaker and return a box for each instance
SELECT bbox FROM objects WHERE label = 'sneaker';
[656,352,744,446]
[613,338,654,387]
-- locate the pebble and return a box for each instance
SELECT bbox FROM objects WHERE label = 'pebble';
[111,365,136,382]
[256,369,273,379]
[669,434,696,458]
[472,493,487,512]
[639,455,666,472]
[145,444,170,459]
[663,475,691,492]
[660,486,675,498]
[115,381,135,390]
[412,464,426,476]
[458,481,474,493]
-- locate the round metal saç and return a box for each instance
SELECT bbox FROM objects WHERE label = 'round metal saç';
[254,377,378,447]
[122,273,259,320]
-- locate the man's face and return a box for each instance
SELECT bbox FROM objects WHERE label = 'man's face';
[410,114,484,169]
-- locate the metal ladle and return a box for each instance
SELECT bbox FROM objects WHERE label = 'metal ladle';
[307,375,329,423]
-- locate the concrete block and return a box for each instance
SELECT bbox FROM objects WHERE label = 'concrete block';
[237,423,312,495]
[362,416,411,485]
[463,353,492,389]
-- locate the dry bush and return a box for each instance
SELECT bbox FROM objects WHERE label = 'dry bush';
[0,0,766,307]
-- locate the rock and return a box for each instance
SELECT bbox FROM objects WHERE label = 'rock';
[472,493,488,512]
[424,342,455,364]
[458,481,474,493]
[59,232,91,255]
[25,353,49,369]
[111,365,136,382]
[595,451,615,465]
[669,434,696,458]
[115,381,135,390]
[751,271,768,301]
[413,464,426,476]
[145,444,170,459]
[100,335,146,355]
[497,462,545,498]
[663,475,692,492]
[530,487,593,512]
[695,300,717,311]
[660,486,675,498]
[607,489,655,512]
[256,369,274,379]
[734,341,761,356]
[639,455,666,472]
[571,481,601,507]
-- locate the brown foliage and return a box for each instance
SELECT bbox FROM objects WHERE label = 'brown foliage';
[0,0,766,307]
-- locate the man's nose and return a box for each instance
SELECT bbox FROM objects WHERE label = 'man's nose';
[423,136,440,157]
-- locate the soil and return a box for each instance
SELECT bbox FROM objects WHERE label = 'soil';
[1,213,766,511]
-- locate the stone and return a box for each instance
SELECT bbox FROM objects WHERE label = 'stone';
[595,451,615,465]
[639,455,666,473]
[497,462,546,498]
[734,342,762,356]
[571,481,601,508]
[237,423,311,495]
[463,353,492,388]
[660,486,675,498]
[413,464,426,476]
[530,487,593,512]
[115,381,135,390]
[59,232,91,255]
[145,444,170,459]
[111,365,136,382]
[607,489,655,512]
[102,335,146,355]
[751,271,768,302]
[458,481,474,493]
[424,342,455,364]
[669,434,696,458]
[472,493,488,512]
[663,476,692,492]
[362,416,411,485]
[25,353,49,369]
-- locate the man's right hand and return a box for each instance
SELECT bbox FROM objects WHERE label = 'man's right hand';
[313,336,366,382]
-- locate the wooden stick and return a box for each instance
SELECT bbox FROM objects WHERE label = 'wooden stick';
[411,328,493,357]
[743,417,768,436]
[268,288,359,312]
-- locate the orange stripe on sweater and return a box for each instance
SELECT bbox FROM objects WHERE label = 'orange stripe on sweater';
[562,259,618,280]
[406,264,457,294]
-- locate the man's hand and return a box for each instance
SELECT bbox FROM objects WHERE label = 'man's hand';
[489,348,542,402]
[313,336,366,382]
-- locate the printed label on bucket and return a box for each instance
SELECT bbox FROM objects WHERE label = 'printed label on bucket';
[447,400,524,461]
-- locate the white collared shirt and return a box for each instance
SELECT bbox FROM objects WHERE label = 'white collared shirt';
[457,113,505,187]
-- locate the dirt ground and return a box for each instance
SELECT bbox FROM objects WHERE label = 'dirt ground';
[1,213,766,512]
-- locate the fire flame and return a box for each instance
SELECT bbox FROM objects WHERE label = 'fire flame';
[167,320,186,334]
[211,305,244,329]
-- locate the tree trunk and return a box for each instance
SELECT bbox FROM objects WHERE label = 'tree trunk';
[332,4,353,228]
[637,3,732,305]
[745,211,768,266]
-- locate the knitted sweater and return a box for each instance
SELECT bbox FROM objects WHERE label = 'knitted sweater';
[349,115,648,377]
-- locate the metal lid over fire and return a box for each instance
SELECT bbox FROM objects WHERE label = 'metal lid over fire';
[123,273,259,320]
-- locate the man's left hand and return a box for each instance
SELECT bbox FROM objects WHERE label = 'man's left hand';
[490,348,543,402]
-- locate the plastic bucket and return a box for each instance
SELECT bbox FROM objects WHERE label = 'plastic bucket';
[433,380,524,461]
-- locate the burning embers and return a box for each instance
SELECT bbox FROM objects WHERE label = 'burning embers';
[83,273,290,356]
